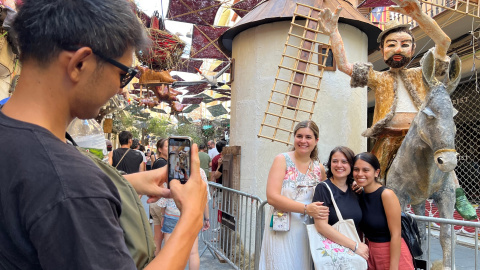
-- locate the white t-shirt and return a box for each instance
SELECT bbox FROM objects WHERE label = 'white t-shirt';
[208,148,219,160]
[136,149,147,163]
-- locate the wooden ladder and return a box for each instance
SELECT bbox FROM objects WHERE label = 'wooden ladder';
[258,2,331,146]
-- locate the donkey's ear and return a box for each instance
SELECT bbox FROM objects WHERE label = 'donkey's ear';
[446,53,461,95]
[422,50,436,88]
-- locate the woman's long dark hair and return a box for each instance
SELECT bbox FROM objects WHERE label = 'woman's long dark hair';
[326,146,355,186]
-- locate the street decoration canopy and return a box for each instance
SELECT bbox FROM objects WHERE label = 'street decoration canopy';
[207,104,228,117]
[167,0,222,25]
[191,25,230,60]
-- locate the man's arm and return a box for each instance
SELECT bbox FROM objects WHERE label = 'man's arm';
[318,7,354,76]
[108,151,113,165]
[390,0,450,61]
[145,144,207,270]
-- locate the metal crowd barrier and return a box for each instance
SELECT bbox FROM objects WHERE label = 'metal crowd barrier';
[410,214,480,270]
[200,182,267,270]
[199,183,480,270]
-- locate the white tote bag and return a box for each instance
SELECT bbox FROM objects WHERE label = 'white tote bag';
[306,182,367,270]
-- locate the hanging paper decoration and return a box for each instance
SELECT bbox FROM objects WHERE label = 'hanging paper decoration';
[172,75,185,82]
[136,11,185,70]
[213,61,231,73]
[184,83,209,95]
[190,25,229,60]
[167,0,221,26]
[173,58,204,73]
[358,0,396,8]
[182,104,200,114]
[193,93,214,104]
[231,0,263,18]
[181,97,204,104]
[207,104,228,117]
[214,97,231,102]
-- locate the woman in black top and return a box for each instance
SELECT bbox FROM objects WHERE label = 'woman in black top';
[353,152,413,270]
[152,138,168,169]
[150,138,168,256]
[312,146,369,260]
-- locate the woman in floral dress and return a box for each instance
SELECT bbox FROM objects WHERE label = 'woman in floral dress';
[259,120,328,270]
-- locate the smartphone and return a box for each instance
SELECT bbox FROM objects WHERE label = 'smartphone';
[167,136,192,185]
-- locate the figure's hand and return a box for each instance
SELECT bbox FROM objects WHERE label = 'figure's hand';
[318,6,342,36]
[352,181,363,194]
[218,157,223,166]
[307,202,330,219]
[169,144,208,216]
[389,0,422,18]
[355,242,369,261]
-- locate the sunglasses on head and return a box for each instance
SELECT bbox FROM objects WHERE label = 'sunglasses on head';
[64,46,137,88]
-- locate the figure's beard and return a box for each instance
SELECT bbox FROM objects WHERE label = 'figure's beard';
[385,54,411,69]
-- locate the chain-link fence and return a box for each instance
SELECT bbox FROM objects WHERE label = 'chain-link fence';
[451,76,480,204]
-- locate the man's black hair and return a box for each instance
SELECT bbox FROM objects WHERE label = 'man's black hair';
[216,140,227,153]
[119,131,132,146]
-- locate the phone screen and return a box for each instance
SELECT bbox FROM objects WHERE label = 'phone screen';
[168,136,192,184]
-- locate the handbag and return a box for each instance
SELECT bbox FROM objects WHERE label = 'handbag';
[306,182,367,270]
[272,208,291,231]
[270,161,313,232]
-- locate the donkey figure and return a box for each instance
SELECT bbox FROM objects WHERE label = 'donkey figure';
[386,50,461,270]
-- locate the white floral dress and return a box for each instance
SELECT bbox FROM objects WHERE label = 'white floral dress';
[259,153,322,270]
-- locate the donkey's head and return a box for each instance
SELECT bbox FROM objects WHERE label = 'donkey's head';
[417,50,461,172]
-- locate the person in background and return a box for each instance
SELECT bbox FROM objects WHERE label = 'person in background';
[131,138,146,172]
[210,140,227,184]
[0,0,207,268]
[207,140,219,177]
[146,149,153,171]
[158,168,210,270]
[207,140,219,160]
[105,139,113,163]
[110,131,144,174]
[150,138,168,256]
[354,152,413,269]
[312,146,369,262]
[259,120,328,270]
[198,144,211,179]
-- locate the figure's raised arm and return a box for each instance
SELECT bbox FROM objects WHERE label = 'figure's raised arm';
[390,0,450,61]
[318,6,353,76]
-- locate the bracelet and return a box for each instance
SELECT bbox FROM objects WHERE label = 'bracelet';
[303,204,307,215]
[204,218,209,221]
[353,241,358,252]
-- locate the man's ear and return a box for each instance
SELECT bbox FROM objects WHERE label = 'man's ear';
[65,47,95,84]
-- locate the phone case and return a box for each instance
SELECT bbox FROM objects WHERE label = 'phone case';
[167,136,192,184]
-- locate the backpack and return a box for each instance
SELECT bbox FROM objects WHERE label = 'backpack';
[401,212,423,258]
[68,132,155,269]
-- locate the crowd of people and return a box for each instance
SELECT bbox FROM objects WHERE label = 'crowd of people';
[259,120,414,270]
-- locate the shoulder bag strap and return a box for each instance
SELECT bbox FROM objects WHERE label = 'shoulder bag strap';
[115,148,131,169]
[322,181,344,221]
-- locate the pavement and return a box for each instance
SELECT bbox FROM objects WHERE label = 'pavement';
[191,230,480,270]
[197,234,235,270]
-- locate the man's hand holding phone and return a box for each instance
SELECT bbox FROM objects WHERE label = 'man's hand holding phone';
[169,144,208,226]
[147,144,208,270]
